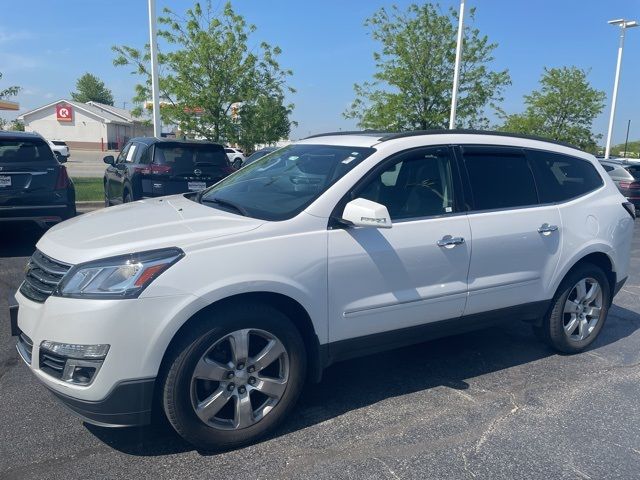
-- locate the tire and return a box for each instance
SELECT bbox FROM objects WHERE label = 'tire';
[535,263,610,353]
[104,183,111,207]
[161,303,307,451]
[123,190,132,204]
[232,158,242,170]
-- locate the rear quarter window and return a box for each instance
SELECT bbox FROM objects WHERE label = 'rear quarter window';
[527,150,603,203]
[0,138,56,163]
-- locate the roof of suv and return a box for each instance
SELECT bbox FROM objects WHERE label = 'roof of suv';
[130,136,223,147]
[300,129,584,152]
[0,130,43,141]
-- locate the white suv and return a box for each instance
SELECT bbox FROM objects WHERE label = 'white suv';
[11,131,635,450]
[224,147,245,169]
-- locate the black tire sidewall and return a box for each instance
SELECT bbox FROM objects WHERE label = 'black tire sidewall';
[162,304,306,451]
[546,264,610,353]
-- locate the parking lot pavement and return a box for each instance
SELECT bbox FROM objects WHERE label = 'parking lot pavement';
[1,222,639,480]
[64,149,114,178]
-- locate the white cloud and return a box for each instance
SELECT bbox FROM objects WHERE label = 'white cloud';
[0,27,35,44]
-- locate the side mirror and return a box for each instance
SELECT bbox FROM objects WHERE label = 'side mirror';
[55,152,67,163]
[103,155,115,165]
[341,198,392,229]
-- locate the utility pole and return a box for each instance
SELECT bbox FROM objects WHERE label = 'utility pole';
[623,119,631,158]
[449,0,466,130]
[148,0,162,137]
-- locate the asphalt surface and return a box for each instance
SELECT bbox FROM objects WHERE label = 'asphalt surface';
[64,149,114,178]
[1,220,640,479]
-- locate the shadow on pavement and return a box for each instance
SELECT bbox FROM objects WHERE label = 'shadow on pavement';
[0,222,44,258]
[85,303,640,457]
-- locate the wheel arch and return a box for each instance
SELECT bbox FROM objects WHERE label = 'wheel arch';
[554,249,616,301]
[158,291,324,386]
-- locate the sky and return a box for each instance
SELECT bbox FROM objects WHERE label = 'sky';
[1,0,639,143]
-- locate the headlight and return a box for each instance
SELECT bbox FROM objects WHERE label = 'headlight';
[55,248,184,299]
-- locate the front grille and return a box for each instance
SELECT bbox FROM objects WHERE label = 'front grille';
[19,250,72,303]
[16,332,33,365]
[39,350,66,379]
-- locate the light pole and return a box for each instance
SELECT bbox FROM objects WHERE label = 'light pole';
[148,0,162,137]
[623,119,631,158]
[604,19,638,159]
[449,0,465,130]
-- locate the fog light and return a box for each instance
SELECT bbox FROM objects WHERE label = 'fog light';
[39,341,109,385]
[40,341,109,359]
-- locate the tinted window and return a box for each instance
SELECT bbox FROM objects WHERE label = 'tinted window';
[154,143,228,175]
[528,150,603,203]
[201,144,375,220]
[116,143,131,164]
[626,165,640,180]
[138,145,152,164]
[0,138,56,164]
[602,164,614,172]
[359,147,455,220]
[463,147,538,210]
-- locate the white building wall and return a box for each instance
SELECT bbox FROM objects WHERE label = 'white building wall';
[23,106,121,149]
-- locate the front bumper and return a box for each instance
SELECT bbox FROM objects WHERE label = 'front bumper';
[12,290,201,426]
[45,377,156,427]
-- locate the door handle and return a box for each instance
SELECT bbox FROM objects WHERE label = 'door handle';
[437,235,465,248]
[538,223,558,235]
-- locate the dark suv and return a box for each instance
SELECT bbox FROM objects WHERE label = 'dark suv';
[0,131,76,227]
[103,137,233,205]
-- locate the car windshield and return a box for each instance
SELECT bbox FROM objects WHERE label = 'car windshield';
[154,143,228,175]
[199,144,375,220]
[0,138,56,164]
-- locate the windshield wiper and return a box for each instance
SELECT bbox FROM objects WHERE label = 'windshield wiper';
[200,196,248,216]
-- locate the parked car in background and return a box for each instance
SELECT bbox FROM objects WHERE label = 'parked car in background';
[103,137,233,206]
[46,140,70,163]
[242,146,277,167]
[599,159,640,207]
[0,131,75,227]
[224,147,245,169]
[13,130,634,450]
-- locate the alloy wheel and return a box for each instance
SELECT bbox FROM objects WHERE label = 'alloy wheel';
[190,328,289,430]
[562,277,603,342]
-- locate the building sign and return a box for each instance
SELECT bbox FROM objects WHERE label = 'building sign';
[56,104,73,122]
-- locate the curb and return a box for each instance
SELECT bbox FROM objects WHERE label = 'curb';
[76,201,104,212]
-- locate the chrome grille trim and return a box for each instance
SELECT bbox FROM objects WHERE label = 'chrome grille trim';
[19,250,72,303]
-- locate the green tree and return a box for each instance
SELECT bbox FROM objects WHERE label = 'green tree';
[9,119,25,131]
[71,73,115,105]
[500,67,605,151]
[112,1,295,148]
[344,4,510,130]
[0,72,20,100]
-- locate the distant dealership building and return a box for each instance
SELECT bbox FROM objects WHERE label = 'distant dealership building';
[18,99,153,150]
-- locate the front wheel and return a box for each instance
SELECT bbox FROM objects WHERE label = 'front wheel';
[161,303,306,451]
[535,264,610,353]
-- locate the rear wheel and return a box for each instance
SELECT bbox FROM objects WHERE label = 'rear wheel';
[232,158,243,169]
[535,264,610,353]
[161,303,306,451]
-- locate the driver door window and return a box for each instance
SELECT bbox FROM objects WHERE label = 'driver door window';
[359,147,455,220]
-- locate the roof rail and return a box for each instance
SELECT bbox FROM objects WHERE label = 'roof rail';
[303,130,391,140]
[303,128,583,151]
[377,129,582,150]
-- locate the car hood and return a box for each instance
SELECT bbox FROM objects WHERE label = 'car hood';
[37,195,265,264]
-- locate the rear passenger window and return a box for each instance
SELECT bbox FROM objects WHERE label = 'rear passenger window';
[602,164,614,172]
[462,147,538,210]
[528,150,603,203]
